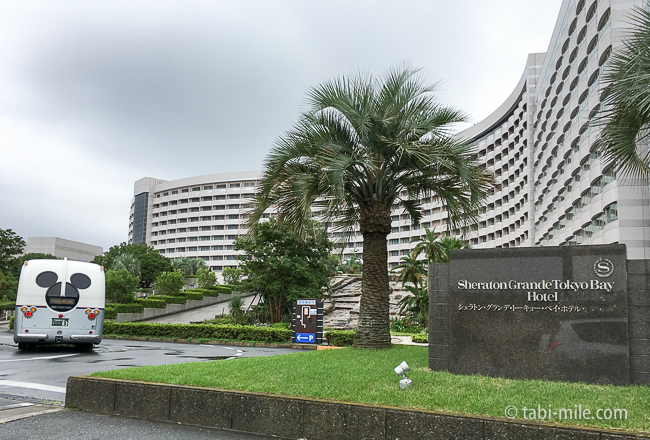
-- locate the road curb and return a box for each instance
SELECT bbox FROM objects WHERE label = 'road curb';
[65,376,650,440]
[102,334,318,350]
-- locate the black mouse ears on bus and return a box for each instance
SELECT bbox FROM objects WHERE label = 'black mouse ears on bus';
[35,271,92,290]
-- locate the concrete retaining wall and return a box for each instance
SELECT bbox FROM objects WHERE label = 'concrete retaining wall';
[115,292,252,322]
[66,376,650,440]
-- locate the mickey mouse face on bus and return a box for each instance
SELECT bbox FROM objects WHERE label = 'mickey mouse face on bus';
[36,271,92,312]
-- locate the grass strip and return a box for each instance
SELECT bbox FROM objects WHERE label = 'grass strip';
[91,345,649,432]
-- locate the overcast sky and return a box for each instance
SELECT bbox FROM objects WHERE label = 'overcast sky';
[0,0,564,251]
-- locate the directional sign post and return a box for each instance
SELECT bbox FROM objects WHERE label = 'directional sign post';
[292,299,323,344]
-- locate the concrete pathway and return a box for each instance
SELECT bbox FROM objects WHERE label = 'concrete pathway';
[390,335,428,346]
[141,294,260,324]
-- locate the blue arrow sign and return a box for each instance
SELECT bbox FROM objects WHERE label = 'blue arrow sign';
[296,333,315,343]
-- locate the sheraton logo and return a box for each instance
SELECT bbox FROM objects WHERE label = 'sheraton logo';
[593,258,614,278]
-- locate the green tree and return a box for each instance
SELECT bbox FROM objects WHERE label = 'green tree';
[152,269,185,296]
[392,252,427,289]
[410,227,443,264]
[8,253,59,279]
[197,268,217,289]
[250,65,491,348]
[92,243,172,288]
[337,254,363,274]
[221,267,243,286]
[0,269,18,301]
[594,7,650,178]
[112,253,141,277]
[434,237,470,263]
[105,269,139,304]
[236,218,333,323]
[0,229,25,272]
[171,256,207,276]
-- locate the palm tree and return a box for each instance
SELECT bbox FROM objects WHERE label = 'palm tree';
[250,64,491,349]
[594,7,650,178]
[171,257,207,276]
[112,253,141,277]
[434,237,470,263]
[397,282,429,328]
[391,253,427,289]
[410,227,443,263]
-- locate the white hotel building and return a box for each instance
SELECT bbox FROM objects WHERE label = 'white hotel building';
[129,0,650,271]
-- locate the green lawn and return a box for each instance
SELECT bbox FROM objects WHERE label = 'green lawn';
[91,345,649,432]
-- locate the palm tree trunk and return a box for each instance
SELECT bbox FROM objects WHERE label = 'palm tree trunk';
[354,210,392,349]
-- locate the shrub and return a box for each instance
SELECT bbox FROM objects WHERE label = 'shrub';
[390,318,421,334]
[104,307,117,319]
[102,322,292,343]
[9,315,14,330]
[105,269,139,304]
[216,285,232,294]
[133,298,167,308]
[326,329,355,347]
[0,301,15,311]
[180,291,204,301]
[153,269,185,296]
[106,303,144,314]
[271,322,290,330]
[411,333,428,343]
[197,268,218,289]
[150,295,187,304]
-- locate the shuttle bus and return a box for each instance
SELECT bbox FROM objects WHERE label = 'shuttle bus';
[14,259,105,350]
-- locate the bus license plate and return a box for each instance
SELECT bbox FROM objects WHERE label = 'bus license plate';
[51,318,69,327]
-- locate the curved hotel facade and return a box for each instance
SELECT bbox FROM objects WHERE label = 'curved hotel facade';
[129,0,650,271]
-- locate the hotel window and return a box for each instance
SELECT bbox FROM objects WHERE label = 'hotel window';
[213,235,224,240]
[212,255,223,260]
[171,190,178,194]
[216,184,226,189]
[213,215,225,220]
[190,217,199,222]
[228,214,239,219]
[178,228,187,233]
[188,247,197,252]
[228,194,240,199]
[190,208,199,212]
[230,183,240,188]
[389,239,399,245]
[192,187,200,191]
[182,189,189,193]
[212,246,223,251]
[228,204,240,209]
[178,238,186,242]
[201,226,211,231]
[189,237,198,242]
[167,248,175,253]
[226,255,237,260]
[200,236,210,241]
[200,246,210,251]
[189,227,198,232]
[159,240,166,244]
[227,225,239,229]
[201,216,211,221]
[203,185,213,190]
[227,235,237,240]
[213,225,225,230]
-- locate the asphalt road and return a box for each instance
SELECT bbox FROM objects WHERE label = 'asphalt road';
[0,327,301,403]
[0,409,283,440]
[0,326,302,439]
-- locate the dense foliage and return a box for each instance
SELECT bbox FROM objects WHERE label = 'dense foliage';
[105,268,139,304]
[235,218,335,323]
[103,322,292,343]
[152,269,185,296]
[92,243,172,287]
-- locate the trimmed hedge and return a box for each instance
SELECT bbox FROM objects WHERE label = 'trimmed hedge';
[104,307,117,320]
[193,288,220,298]
[9,315,14,330]
[179,291,204,301]
[133,298,167,308]
[326,329,355,347]
[150,295,187,304]
[106,303,145,314]
[411,333,428,343]
[103,322,292,343]
[0,301,15,311]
